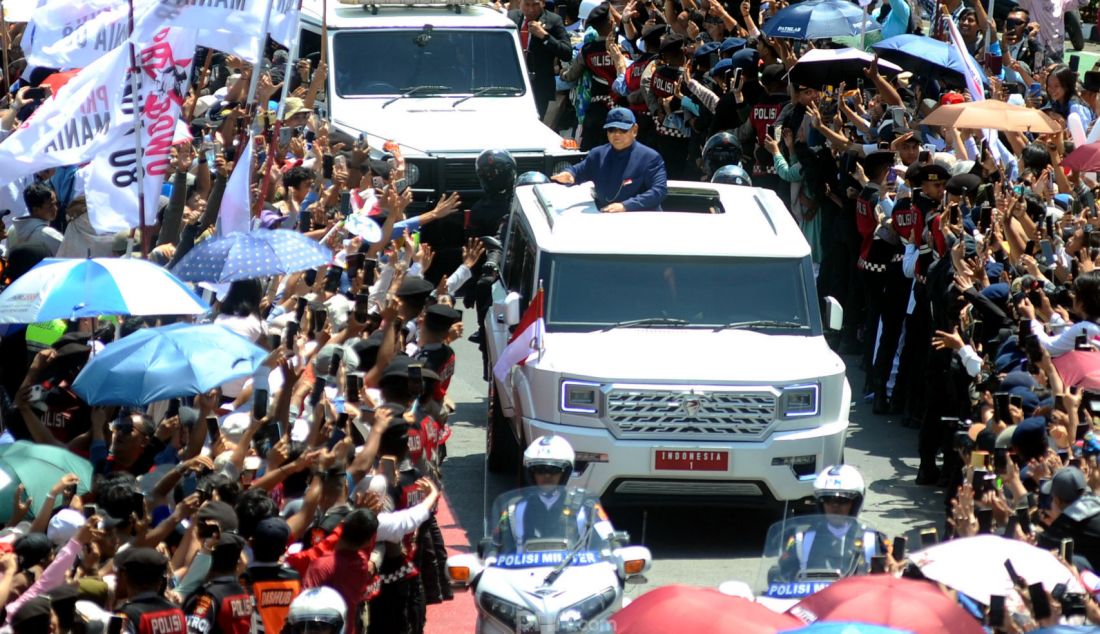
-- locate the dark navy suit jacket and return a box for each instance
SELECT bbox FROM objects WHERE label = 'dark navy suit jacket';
[567,141,668,211]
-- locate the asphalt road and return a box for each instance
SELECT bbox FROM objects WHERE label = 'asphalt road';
[437,309,948,597]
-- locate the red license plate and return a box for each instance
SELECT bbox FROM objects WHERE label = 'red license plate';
[654,450,729,471]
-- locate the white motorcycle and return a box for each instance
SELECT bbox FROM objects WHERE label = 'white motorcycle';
[447,486,652,633]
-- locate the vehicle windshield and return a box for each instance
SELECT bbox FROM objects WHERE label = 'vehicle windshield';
[333,29,526,97]
[488,486,610,564]
[754,514,880,600]
[545,255,815,332]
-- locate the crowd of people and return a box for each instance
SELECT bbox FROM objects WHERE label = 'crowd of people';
[5,0,1100,629]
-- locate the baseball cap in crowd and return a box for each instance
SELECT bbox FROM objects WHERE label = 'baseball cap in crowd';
[1011,416,1049,460]
[77,578,109,607]
[1042,466,1088,504]
[114,546,169,579]
[10,597,52,634]
[658,33,686,55]
[604,107,636,131]
[197,500,240,533]
[946,173,981,197]
[15,532,51,568]
[693,41,720,60]
[47,508,85,546]
[940,92,965,105]
[720,37,747,55]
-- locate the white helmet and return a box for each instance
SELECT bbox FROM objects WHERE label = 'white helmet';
[813,464,866,516]
[287,587,347,634]
[523,435,575,484]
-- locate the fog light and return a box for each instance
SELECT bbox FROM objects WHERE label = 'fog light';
[772,455,817,479]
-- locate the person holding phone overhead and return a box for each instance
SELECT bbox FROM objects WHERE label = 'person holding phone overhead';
[509,0,573,118]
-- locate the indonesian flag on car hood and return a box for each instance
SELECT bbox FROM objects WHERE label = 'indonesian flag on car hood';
[492,288,544,384]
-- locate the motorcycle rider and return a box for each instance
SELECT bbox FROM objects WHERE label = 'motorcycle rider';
[491,436,612,553]
[773,465,885,581]
[285,587,347,634]
[700,132,743,181]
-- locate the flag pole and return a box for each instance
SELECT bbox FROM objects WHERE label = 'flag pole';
[0,0,10,96]
[126,0,148,258]
[245,0,276,114]
[253,2,301,219]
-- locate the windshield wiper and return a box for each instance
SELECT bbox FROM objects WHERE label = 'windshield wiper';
[601,317,691,331]
[451,86,523,108]
[542,505,596,587]
[382,85,452,108]
[713,319,807,332]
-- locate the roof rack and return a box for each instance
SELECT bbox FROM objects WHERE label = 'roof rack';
[336,0,484,13]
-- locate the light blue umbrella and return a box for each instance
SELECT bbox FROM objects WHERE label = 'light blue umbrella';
[0,257,208,324]
[71,323,267,406]
[171,229,332,283]
[781,624,914,634]
[872,34,987,89]
[0,441,93,523]
[761,0,879,40]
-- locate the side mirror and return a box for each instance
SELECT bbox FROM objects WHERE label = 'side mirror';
[504,291,522,326]
[446,553,483,590]
[612,545,651,582]
[823,296,843,332]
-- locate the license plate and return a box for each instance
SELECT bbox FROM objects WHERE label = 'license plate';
[654,450,729,471]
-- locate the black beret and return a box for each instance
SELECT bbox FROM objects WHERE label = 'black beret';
[114,546,168,572]
[395,276,434,299]
[423,304,462,333]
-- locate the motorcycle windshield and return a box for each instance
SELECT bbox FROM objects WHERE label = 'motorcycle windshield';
[754,514,880,600]
[487,486,609,568]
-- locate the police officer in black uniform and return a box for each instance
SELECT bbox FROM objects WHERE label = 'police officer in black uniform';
[115,548,187,634]
[644,34,690,179]
[184,533,253,634]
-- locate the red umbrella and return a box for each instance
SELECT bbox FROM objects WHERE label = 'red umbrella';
[1063,142,1100,172]
[611,585,803,634]
[788,576,985,634]
[1052,349,1100,391]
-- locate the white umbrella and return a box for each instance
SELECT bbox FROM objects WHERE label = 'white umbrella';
[909,534,1084,605]
[0,257,208,324]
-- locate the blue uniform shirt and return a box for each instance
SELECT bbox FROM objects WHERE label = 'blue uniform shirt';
[567,140,668,211]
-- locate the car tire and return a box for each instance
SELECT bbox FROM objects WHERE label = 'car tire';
[486,383,519,473]
[1067,10,1085,51]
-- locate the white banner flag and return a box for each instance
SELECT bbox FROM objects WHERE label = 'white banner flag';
[135,0,272,63]
[219,137,253,235]
[24,0,136,69]
[945,17,986,102]
[0,44,129,184]
[268,0,300,47]
[78,26,196,234]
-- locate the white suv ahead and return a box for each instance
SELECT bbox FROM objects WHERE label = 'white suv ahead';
[300,0,583,199]
[485,182,851,509]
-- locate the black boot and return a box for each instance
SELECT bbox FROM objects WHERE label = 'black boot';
[916,464,941,485]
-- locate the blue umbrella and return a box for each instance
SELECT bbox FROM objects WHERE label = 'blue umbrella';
[781,624,914,634]
[0,257,208,324]
[0,441,93,523]
[171,229,332,283]
[872,34,987,89]
[761,0,879,40]
[71,323,268,406]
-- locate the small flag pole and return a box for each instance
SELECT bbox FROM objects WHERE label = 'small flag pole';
[537,278,544,362]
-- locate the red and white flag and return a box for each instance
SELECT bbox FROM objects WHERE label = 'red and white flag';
[492,289,544,384]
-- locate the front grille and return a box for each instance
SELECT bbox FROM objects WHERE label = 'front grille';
[614,480,764,496]
[440,156,546,191]
[605,386,777,439]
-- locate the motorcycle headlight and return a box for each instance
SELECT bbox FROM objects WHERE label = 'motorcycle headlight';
[780,384,819,419]
[561,380,600,415]
[557,587,617,632]
[479,594,538,632]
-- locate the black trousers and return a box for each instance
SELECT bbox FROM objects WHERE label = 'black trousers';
[655,134,690,180]
[895,283,931,420]
[870,264,911,398]
[580,101,610,152]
